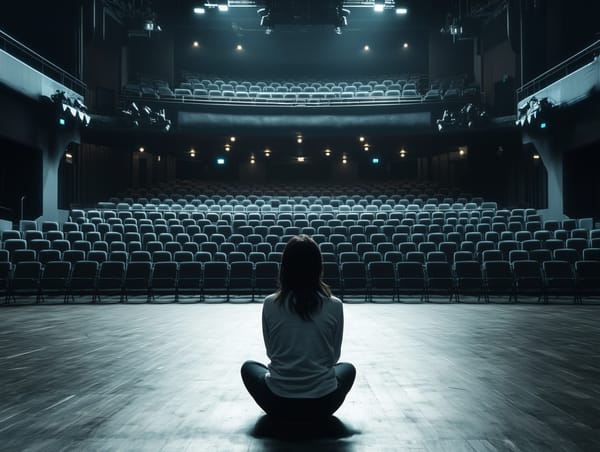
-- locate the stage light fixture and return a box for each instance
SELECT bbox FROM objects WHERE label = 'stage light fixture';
[58,118,66,126]
[193,7,206,14]
[297,134,303,144]
[400,148,407,158]
[157,155,161,162]
[363,143,370,151]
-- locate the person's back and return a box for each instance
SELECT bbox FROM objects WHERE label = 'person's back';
[263,292,343,398]
[241,235,356,421]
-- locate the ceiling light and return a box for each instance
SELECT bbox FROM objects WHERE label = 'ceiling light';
[403,42,409,49]
[372,157,380,165]
[363,144,370,151]
[264,148,271,157]
[359,136,365,142]
[324,148,332,157]
[217,157,225,165]
[363,45,370,52]
[250,154,256,164]
[193,41,199,47]
[374,3,385,13]
[297,156,305,163]
[236,44,243,51]
[396,7,408,15]
[193,7,206,14]
[230,136,236,142]
[218,4,229,12]
[533,154,541,160]
[225,144,231,152]
[297,135,303,144]
[342,156,348,165]
[139,147,145,153]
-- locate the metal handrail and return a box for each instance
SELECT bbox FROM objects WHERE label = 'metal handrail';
[516,39,600,102]
[0,28,87,96]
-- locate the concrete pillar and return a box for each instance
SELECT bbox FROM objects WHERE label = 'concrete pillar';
[41,128,80,223]
[522,131,566,221]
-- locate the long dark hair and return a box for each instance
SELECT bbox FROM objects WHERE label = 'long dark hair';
[275,235,332,320]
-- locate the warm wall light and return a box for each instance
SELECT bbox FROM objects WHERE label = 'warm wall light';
[296,134,303,144]
[264,148,271,157]
[230,136,236,142]
[193,41,199,47]
[225,144,231,152]
[139,147,145,153]
[342,156,348,165]
[250,154,256,164]
[403,42,409,49]
[324,148,332,156]
[359,136,365,142]
[157,155,161,162]
[533,154,541,160]
[363,144,370,151]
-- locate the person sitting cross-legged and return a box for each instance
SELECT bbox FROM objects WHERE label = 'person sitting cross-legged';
[241,235,356,422]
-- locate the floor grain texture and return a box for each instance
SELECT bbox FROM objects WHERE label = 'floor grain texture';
[1,302,600,451]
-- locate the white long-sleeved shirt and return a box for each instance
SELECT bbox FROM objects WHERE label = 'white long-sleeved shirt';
[262,292,344,398]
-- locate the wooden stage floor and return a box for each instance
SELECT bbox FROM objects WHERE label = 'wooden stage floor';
[1,302,600,451]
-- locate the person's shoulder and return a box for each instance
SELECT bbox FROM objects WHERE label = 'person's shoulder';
[324,295,343,309]
[263,292,279,306]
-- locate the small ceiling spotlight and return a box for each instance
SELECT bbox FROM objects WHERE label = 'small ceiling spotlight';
[363,143,370,151]
[342,154,348,165]
[139,147,145,153]
[157,155,161,162]
[193,7,206,14]
[264,148,271,157]
[193,41,200,48]
[363,45,370,52]
[403,42,409,49]
[297,134,303,144]
[533,154,541,160]
[297,156,305,163]
[230,136,236,142]
[458,146,467,157]
[396,7,408,15]
[236,44,243,51]
[190,149,196,158]
[217,1,229,12]
[359,136,365,142]
[400,147,407,158]
[225,144,231,152]
[374,0,385,13]
[250,154,256,164]
[324,148,332,157]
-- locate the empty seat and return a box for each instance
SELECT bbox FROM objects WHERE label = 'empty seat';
[512,260,545,303]
[368,261,396,302]
[39,261,71,303]
[96,261,125,302]
[177,262,203,302]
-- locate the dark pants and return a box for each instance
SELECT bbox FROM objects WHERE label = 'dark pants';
[241,360,356,421]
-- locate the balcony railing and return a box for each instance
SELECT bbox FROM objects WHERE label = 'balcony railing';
[517,39,600,102]
[0,28,86,97]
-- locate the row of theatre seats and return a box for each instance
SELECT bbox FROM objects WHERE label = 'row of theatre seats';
[123,76,478,104]
[1,257,599,305]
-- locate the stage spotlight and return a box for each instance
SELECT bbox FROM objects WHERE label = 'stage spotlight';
[58,117,66,126]
[363,143,370,151]
[157,155,161,162]
[193,7,205,14]
[540,122,547,129]
[374,1,385,13]
[400,148,407,158]
[65,152,73,164]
